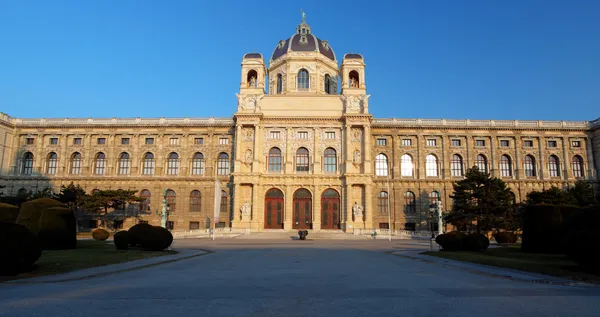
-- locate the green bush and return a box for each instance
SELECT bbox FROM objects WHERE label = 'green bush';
[92,228,110,241]
[521,204,579,253]
[114,231,131,250]
[563,205,600,269]
[494,232,518,244]
[141,226,174,251]
[128,223,154,247]
[0,203,19,223]
[0,223,42,275]
[16,198,65,234]
[464,233,490,251]
[38,207,77,250]
[435,231,467,251]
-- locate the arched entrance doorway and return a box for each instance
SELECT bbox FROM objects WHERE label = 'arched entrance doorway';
[321,189,340,230]
[293,189,312,229]
[264,188,284,229]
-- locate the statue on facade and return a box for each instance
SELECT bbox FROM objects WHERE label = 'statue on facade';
[244,149,253,165]
[240,202,251,221]
[352,201,364,220]
[248,76,257,88]
[353,149,361,163]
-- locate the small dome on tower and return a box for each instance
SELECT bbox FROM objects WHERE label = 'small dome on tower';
[270,15,336,62]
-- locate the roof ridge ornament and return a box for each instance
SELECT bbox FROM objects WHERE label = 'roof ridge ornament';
[301,8,306,23]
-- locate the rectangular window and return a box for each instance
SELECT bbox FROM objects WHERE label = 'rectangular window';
[523,140,534,148]
[270,131,281,139]
[571,140,581,148]
[297,131,308,139]
[475,140,485,147]
[121,138,130,145]
[169,137,179,145]
[194,137,204,145]
[219,138,229,145]
[97,138,106,145]
[377,138,387,146]
[189,221,200,230]
[451,139,461,147]
[500,140,510,147]
[427,139,436,147]
[404,223,416,231]
[166,221,174,230]
[378,223,389,229]
[402,139,412,146]
[325,132,335,139]
[113,220,124,230]
[145,138,154,145]
[26,137,35,145]
[50,137,58,145]
[73,138,82,145]
[548,140,557,148]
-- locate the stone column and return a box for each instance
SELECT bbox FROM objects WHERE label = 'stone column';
[586,137,596,179]
[538,137,545,180]
[513,137,519,180]
[284,185,293,230]
[231,183,241,228]
[562,137,570,180]
[489,135,496,177]
[364,183,373,229]
[363,125,372,175]
[344,183,354,231]
[313,185,322,231]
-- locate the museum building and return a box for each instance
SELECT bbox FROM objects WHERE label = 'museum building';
[1,17,599,232]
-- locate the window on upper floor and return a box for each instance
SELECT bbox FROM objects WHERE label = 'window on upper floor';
[145,137,154,145]
[524,140,534,148]
[402,139,412,146]
[192,152,205,176]
[325,132,335,140]
[524,155,536,177]
[451,139,461,147]
[26,137,35,145]
[377,138,387,146]
[571,140,581,148]
[217,153,229,175]
[323,148,337,173]
[219,138,229,145]
[121,138,130,145]
[547,140,557,148]
[375,154,388,176]
[475,140,486,147]
[270,131,281,139]
[426,139,437,147]
[296,147,309,173]
[297,69,309,91]
[268,147,282,173]
[194,137,204,145]
[73,138,82,145]
[500,140,510,147]
[297,131,308,139]
[97,138,106,145]
[276,74,283,94]
[169,137,179,145]
[50,138,58,145]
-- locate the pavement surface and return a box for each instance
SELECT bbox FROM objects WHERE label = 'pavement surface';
[1,239,600,317]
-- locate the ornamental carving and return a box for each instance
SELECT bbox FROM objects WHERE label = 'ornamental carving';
[242,128,254,141]
[351,128,362,142]
[236,94,263,113]
[244,149,253,165]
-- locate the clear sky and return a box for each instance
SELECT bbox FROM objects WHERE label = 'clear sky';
[1,0,598,121]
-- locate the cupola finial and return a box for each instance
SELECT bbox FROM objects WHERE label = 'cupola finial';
[301,8,306,23]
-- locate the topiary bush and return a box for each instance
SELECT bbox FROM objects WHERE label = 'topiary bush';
[128,223,154,247]
[0,222,42,275]
[494,232,518,244]
[92,228,110,241]
[464,233,490,251]
[435,231,467,251]
[113,231,131,250]
[141,226,174,251]
[16,198,65,234]
[0,203,19,223]
[37,207,77,250]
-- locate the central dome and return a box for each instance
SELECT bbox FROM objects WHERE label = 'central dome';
[270,20,336,62]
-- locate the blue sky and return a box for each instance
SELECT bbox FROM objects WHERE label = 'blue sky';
[1,0,598,121]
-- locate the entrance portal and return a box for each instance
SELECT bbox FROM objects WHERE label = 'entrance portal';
[293,189,312,229]
[264,188,284,229]
[321,189,340,229]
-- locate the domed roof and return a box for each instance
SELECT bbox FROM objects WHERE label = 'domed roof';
[271,18,336,62]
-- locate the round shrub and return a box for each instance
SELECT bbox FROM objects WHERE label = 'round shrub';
[128,223,154,247]
[16,198,65,234]
[37,207,77,250]
[141,226,174,251]
[0,203,19,223]
[494,232,518,244]
[113,231,131,250]
[464,233,490,251]
[435,231,467,251]
[0,223,42,275]
[92,228,110,241]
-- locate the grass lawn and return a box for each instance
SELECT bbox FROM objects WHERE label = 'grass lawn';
[3,240,177,281]
[423,246,600,283]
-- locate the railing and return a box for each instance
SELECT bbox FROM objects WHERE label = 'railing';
[10,117,235,126]
[372,118,590,129]
[171,227,250,239]
[352,228,435,239]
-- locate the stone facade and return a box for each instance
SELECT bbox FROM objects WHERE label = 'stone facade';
[1,18,599,232]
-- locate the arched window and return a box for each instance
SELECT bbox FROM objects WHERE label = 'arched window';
[17,188,28,196]
[167,152,179,175]
[500,155,512,177]
[46,152,57,175]
[377,191,389,214]
[70,152,82,175]
[247,69,257,87]
[140,189,151,211]
[426,154,438,177]
[268,147,282,172]
[429,191,441,204]
[451,154,464,177]
[509,192,517,205]
[142,152,154,175]
[524,155,536,177]
[404,191,416,213]
[324,148,337,173]
[276,74,283,94]
[401,154,413,177]
[297,69,309,90]
[166,189,176,212]
[324,74,333,94]
[375,154,388,176]
[296,147,309,172]
[21,152,34,175]
[220,190,228,213]
[192,152,204,176]
[475,154,488,173]
[190,190,201,213]
[94,152,106,175]
[548,155,560,177]
[118,152,130,175]
[349,70,360,88]
[217,153,229,175]
[572,155,584,178]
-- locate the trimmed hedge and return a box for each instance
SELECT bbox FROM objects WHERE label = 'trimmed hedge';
[127,223,173,251]
[464,233,490,251]
[92,228,110,241]
[0,223,42,275]
[494,232,518,244]
[114,231,131,250]
[16,198,65,234]
[38,207,77,250]
[0,203,19,223]
[128,223,154,247]
[435,231,467,251]
[521,204,580,253]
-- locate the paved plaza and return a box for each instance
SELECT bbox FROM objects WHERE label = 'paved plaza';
[1,239,600,317]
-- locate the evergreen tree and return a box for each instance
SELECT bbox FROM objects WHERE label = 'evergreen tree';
[56,182,87,211]
[82,189,142,229]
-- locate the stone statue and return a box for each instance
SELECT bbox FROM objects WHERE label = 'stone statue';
[352,202,364,219]
[244,149,253,164]
[249,76,257,87]
[353,149,361,163]
[301,9,306,23]
[350,77,357,88]
[241,202,251,215]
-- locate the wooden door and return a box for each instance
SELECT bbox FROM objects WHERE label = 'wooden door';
[293,198,312,229]
[321,189,340,229]
[264,197,283,229]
